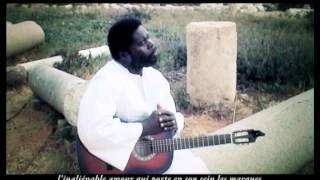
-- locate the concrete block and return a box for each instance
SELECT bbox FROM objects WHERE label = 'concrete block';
[186,21,237,106]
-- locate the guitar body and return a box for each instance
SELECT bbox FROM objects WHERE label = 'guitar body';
[76,132,173,174]
[76,128,265,174]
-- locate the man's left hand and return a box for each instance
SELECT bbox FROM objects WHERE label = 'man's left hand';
[157,104,177,133]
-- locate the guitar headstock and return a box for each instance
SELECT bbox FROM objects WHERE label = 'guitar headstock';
[232,129,265,144]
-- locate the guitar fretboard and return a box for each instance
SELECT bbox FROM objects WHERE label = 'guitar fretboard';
[151,134,232,153]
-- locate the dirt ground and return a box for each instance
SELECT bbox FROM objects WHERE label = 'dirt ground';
[6,86,78,174]
[6,83,288,174]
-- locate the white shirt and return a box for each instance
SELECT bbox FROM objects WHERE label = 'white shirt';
[77,60,185,171]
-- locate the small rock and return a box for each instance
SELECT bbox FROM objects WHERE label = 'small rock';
[239,93,249,102]
[102,4,109,9]
[57,119,67,130]
[247,4,258,12]
[110,3,121,10]
[131,5,140,10]
[64,4,72,9]
[80,5,87,9]
[123,4,133,9]
[255,4,265,12]
[6,65,27,88]
[267,100,278,108]
[30,96,44,111]
[140,4,146,9]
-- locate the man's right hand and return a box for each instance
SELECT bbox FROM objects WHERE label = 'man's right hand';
[141,109,163,136]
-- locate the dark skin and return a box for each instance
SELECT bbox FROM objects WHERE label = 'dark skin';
[117,26,158,75]
[116,25,178,137]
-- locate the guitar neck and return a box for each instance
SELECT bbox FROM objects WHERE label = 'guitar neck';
[151,134,232,153]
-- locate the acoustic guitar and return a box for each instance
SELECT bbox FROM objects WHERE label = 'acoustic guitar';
[76,129,265,174]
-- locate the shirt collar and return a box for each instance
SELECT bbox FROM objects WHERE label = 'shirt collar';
[111,60,145,77]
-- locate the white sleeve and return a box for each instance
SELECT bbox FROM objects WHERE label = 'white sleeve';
[160,77,185,135]
[77,76,143,171]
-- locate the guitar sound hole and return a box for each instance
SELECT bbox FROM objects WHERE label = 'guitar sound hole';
[133,136,155,161]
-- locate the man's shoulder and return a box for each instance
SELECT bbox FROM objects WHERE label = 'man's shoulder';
[85,61,125,93]
[86,61,125,93]
[144,67,169,85]
[93,60,125,80]
[144,67,164,78]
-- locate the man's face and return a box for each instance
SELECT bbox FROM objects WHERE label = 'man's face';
[128,25,157,68]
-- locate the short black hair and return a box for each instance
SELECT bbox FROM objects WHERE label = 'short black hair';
[107,18,142,60]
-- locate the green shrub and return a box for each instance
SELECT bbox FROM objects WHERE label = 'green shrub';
[174,43,187,70]
[263,4,278,11]
[53,52,109,78]
[149,26,186,72]
[277,3,305,11]
[236,13,314,92]
[111,7,153,24]
[171,80,190,111]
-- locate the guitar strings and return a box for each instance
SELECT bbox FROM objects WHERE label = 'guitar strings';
[134,136,214,154]
[134,134,231,154]
[134,138,177,154]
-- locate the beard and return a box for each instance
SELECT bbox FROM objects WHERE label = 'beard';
[131,52,158,68]
[143,53,158,67]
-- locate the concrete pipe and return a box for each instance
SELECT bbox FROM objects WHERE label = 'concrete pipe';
[6,56,63,88]
[19,55,63,71]
[18,44,111,124]
[28,65,87,126]
[78,45,111,59]
[192,89,314,174]
[6,21,45,58]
